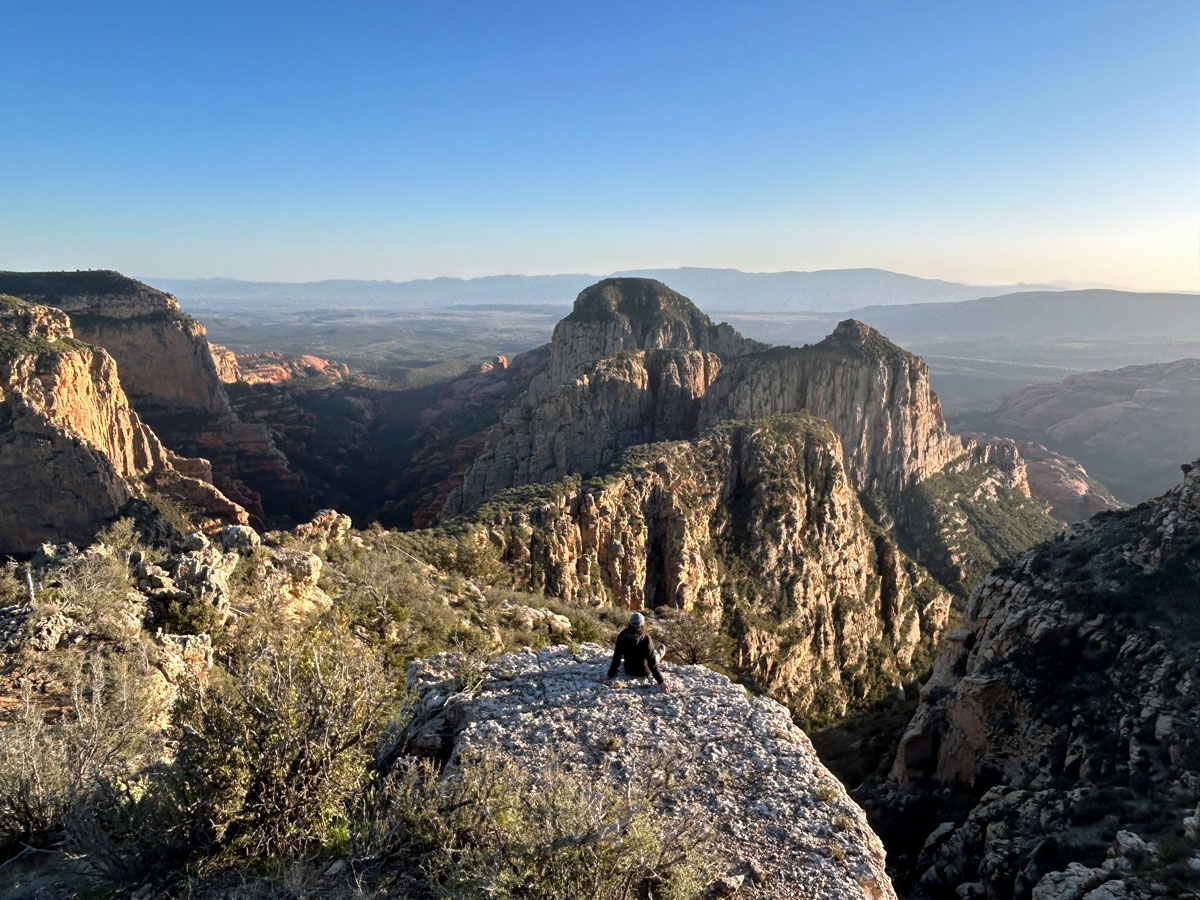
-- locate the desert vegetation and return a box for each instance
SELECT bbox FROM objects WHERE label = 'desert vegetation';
[0,520,717,898]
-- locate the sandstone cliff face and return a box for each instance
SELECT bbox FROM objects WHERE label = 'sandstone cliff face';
[0,272,299,525]
[700,321,966,496]
[209,343,242,383]
[0,271,233,421]
[446,348,724,516]
[461,414,949,723]
[230,351,350,385]
[0,300,145,550]
[404,644,898,899]
[0,295,245,553]
[441,278,1056,598]
[695,324,1055,591]
[443,279,764,517]
[0,300,163,476]
[878,460,1200,899]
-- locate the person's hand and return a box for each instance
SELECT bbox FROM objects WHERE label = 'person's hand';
[598,675,610,684]
[661,680,672,694]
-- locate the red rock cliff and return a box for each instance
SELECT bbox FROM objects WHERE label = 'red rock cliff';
[0,295,246,552]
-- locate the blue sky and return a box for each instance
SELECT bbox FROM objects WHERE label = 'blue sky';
[1,1,1197,288]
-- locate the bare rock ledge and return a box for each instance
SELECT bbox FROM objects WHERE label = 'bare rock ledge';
[405,643,896,900]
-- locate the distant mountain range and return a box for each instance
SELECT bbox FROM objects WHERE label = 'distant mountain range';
[840,289,1200,343]
[714,289,1200,410]
[143,266,1200,411]
[144,267,1068,313]
[715,289,1200,346]
[612,267,1063,311]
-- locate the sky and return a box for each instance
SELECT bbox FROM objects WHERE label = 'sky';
[1,0,1197,290]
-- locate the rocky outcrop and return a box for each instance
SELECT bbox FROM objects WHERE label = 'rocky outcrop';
[0,271,299,525]
[544,277,761,384]
[462,414,949,723]
[209,343,242,383]
[278,508,352,552]
[443,279,764,516]
[700,320,966,496]
[0,513,346,739]
[478,354,507,373]
[146,632,214,728]
[166,518,335,624]
[875,460,1200,898]
[403,643,898,900]
[955,358,1200,503]
[0,295,245,553]
[230,351,349,385]
[438,280,1055,596]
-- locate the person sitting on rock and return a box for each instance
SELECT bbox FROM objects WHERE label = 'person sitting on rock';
[599,612,672,693]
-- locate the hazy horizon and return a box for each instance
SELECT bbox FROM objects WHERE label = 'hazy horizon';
[135,266,1188,295]
[2,1,1197,292]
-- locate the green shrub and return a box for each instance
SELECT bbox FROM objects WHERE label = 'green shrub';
[0,560,25,606]
[352,751,715,900]
[94,517,142,557]
[170,620,395,858]
[41,550,139,642]
[159,592,225,636]
[141,490,195,535]
[657,608,733,667]
[401,528,506,582]
[0,654,161,855]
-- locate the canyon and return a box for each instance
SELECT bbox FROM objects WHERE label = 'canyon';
[0,269,1195,898]
[435,278,1071,600]
[460,414,950,724]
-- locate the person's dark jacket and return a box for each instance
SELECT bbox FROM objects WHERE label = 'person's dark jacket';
[607,627,664,684]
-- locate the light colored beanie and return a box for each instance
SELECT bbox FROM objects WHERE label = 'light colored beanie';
[629,612,645,627]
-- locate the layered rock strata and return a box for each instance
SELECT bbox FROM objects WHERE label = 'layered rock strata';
[444,279,764,516]
[0,295,245,553]
[0,271,233,421]
[404,643,897,900]
[699,320,966,496]
[0,271,298,524]
[440,279,1055,595]
[463,414,950,722]
[877,460,1200,898]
